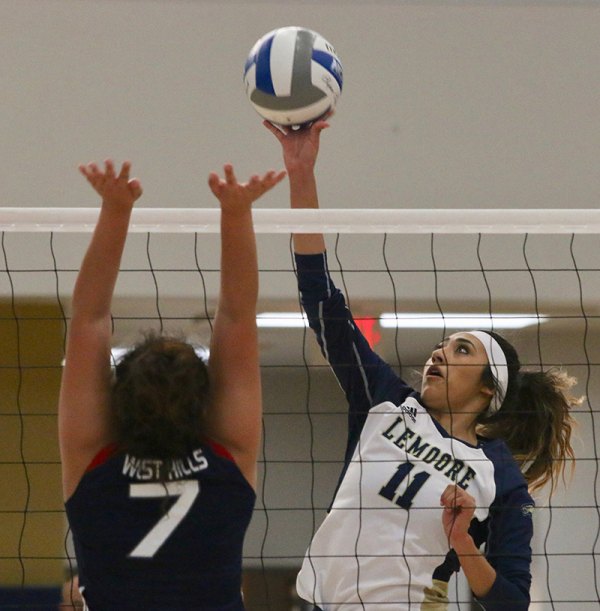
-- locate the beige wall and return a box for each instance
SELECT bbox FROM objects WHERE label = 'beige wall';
[0,301,65,586]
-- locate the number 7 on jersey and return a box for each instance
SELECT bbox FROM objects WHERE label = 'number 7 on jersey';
[128,480,200,558]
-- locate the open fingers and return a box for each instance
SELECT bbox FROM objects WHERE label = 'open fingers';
[207,171,223,196]
[79,162,101,182]
[263,168,287,188]
[208,164,286,205]
[223,163,238,186]
[247,174,261,189]
[117,161,131,182]
[263,120,288,140]
[78,159,116,184]
[128,178,143,200]
[79,159,142,203]
[311,119,330,135]
[250,169,286,196]
[104,159,116,180]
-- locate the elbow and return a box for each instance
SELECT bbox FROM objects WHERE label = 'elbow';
[475,595,529,611]
[475,578,530,611]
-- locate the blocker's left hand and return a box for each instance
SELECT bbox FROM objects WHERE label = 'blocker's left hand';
[79,159,143,211]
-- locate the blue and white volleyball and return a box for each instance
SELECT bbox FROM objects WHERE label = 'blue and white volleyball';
[243,26,343,128]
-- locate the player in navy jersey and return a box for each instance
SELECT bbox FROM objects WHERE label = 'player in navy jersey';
[59,159,285,610]
[265,120,579,610]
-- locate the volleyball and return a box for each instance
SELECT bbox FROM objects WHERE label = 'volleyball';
[243,26,343,128]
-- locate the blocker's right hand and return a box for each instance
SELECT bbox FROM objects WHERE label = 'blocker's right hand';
[208,163,286,214]
[79,159,143,210]
[263,118,330,174]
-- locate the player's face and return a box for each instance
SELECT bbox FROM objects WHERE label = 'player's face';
[420,332,493,414]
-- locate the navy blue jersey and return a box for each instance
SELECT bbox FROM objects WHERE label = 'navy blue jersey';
[65,441,256,611]
[294,252,533,611]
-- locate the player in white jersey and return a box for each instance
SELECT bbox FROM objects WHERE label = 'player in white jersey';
[266,119,579,610]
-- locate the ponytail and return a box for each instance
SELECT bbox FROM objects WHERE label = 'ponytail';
[477,332,581,494]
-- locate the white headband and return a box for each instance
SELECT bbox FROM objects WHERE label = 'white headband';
[467,331,509,413]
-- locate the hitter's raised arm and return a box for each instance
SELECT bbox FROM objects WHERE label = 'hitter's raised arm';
[264,120,329,254]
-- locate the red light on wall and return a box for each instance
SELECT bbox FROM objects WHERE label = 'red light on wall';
[354,317,381,348]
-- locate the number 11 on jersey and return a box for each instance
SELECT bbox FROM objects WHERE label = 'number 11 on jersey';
[379,462,430,510]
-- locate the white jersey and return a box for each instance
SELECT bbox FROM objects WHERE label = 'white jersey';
[294,252,534,611]
[297,397,496,609]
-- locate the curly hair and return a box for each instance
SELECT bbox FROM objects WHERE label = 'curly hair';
[111,333,210,463]
[476,331,581,493]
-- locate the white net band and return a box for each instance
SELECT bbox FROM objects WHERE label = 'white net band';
[2,207,600,234]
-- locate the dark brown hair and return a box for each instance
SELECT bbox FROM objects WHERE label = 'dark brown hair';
[477,331,580,493]
[112,333,209,462]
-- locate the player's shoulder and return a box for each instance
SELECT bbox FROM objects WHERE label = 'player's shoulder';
[478,435,511,457]
[479,437,530,497]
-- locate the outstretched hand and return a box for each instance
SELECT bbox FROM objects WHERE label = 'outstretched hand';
[79,160,143,209]
[263,118,330,173]
[440,484,476,547]
[208,164,286,213]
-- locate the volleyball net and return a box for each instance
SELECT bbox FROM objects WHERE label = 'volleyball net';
[0,207,599,610]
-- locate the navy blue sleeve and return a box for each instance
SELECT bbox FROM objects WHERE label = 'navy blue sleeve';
[475,447,534,610]
[295,252,412,458]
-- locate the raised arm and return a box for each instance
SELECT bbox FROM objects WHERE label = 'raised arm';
[265,121,409,455]
[206,164,286,489]
[59,160,142,500]
[263,120,328,254]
